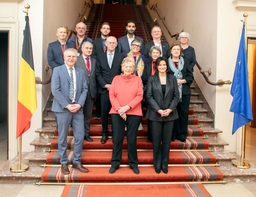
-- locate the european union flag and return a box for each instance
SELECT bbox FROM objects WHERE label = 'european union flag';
[230,23,253,134]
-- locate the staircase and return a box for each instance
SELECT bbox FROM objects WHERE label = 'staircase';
[1,2,255,191]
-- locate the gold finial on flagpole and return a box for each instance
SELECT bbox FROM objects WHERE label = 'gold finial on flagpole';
[24,3,30,16]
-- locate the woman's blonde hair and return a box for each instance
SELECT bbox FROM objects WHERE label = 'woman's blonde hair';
[121,57,135,72]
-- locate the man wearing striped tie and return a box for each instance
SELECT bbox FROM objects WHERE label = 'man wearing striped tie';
[51,48,89,175]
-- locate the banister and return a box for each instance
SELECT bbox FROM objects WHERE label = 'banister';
[195,61,231,87]
[146,0,231,86]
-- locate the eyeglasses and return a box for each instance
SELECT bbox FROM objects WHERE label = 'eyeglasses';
[131,44,141,48]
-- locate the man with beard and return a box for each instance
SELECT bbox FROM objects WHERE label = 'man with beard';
[92,22,112,119]
[92,22,112,58]
[68,22,93,56]
[117,20,144,55]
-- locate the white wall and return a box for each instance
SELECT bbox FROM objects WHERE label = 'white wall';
[146,0,244,152]
[0,0,89,159]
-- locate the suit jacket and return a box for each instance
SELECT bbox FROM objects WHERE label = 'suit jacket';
[47,40,73,69]
[141,57,153,90]
[51,64,88,113]
[68,36,93,55]
[92,37,118,58]
[75,55,97,99]
[145,74,179,122]
[117,35,144,55]
[143,41,170,60]
[95,51,124,94]
[168,57,194,95]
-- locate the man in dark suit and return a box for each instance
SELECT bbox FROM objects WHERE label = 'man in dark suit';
[117,20,144,55]
[96,36,124,144]
[91,22,111,119]
[92,22,111,59]
[75,41,96,142]
[68,22,93,56]
[143,25,170,60]
[51,48,89,175]
[47,26,73,69]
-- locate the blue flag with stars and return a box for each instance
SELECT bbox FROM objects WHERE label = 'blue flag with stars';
[230,23,253,134]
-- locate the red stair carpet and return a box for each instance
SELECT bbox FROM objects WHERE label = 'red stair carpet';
[61,184,212,197]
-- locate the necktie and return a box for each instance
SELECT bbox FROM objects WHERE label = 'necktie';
[69,68,74,103]
[85,57,90,74]
[108,53,113,68]
[103,39,106,52]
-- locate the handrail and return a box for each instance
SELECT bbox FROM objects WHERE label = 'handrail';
[36,1,93,85]
[146,1,231,86]
[195,61,231,86]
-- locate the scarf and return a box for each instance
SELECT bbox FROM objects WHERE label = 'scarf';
[126,51,144,77]
[168,57,184,102]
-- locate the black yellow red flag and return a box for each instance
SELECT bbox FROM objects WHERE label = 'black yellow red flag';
[16,16,37,138]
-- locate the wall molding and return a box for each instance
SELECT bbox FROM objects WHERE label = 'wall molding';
[233,0,256,9]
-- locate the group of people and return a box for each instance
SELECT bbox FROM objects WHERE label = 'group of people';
[49,20,196,175]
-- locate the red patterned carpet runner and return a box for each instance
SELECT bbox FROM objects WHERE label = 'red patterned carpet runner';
[61,184,212,197]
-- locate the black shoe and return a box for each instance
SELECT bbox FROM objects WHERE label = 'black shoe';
[109,166,118,174]
[162,168,168,174]
[147,138,152,143]
[155,168,161,174]
[93,116,101,119]
[130,166,140,174]
[101,136,108,144]
[84,135,93,142]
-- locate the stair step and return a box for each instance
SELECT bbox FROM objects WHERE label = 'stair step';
[190,107,208,117]
[25,151,49,166]
[190,100,204,108]
[45,150,217,165]
[41,165,223,183]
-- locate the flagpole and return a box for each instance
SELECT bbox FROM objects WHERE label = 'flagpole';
[232,13,250,169]
[10,3,31,173]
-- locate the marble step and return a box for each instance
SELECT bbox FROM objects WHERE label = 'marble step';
[190,107,208,117]
[1,153,255,184]
[36,125,222,139]
[190,100,204,108]
[190,92,199,100]
[25,150,237,167]
[30,136,229,153]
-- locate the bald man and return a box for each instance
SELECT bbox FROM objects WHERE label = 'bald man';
[47,26,73,69]
[95,36,124,144]
[68,22,93,56]
[75,41,96,142]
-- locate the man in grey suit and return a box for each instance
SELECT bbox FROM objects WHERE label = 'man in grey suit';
[75,41,96,142]
[51,48,89,175]
[117,20,144,55]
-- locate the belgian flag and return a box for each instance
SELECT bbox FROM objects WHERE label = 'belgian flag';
[16,16,37,138]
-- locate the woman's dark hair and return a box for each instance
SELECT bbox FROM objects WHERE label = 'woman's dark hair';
[154,57,170,74]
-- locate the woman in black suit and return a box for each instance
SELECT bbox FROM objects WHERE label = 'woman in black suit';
[146,57,179,174]
[168,42,194,142]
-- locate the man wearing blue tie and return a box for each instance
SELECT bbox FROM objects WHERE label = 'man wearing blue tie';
[51,48,88,175]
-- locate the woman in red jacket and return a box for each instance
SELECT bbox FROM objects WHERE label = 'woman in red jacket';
[109,57,143,175]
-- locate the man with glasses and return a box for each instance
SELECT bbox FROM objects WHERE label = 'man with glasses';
[95,36,124,144]
[51,48,88,175]
[118,20,144,55]
[68,22,93,56]
[143,25,170,60]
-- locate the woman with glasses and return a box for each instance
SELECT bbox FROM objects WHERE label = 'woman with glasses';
[125,39,146,130]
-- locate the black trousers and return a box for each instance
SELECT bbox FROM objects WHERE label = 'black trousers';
[100,93,111,136]
[152,121,174,170]
[172,94,190,141]
[110,114,141,169]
